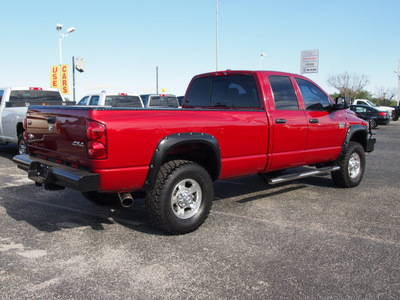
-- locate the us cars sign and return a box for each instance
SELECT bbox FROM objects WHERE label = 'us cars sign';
[300,50,319,74]
[50,66,59,89]
[50,65,69,95]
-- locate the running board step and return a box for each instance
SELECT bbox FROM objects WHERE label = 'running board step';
[268,166,340,185]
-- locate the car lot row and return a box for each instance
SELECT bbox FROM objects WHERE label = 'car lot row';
[76,92,181,108]
[349,104,392,129]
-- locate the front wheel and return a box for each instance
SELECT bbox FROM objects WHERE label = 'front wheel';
[18,134,28,155]
[146,160,213,234]
[331,142,365,188]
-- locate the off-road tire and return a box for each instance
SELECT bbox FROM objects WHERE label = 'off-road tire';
[331,141,365,188]
[146,160,213,234]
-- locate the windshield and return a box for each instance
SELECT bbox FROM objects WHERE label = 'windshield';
[366,100,377,107]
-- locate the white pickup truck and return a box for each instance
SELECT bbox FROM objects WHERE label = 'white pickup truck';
[0,87,67,154]
[352,99,395,119]
[77,92,144,107]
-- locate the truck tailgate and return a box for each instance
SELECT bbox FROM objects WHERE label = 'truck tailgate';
[26,106,90,165]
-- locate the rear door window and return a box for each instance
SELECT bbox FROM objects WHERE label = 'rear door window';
[269,76,299,110]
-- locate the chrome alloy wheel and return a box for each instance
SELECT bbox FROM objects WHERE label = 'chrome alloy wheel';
[348,152,361,179]
[19,142,27,155]
[171,179,202,219]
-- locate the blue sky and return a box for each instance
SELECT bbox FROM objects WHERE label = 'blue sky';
[1,0,399,101]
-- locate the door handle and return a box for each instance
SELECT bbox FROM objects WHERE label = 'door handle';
[275,119,286,124]
[309,119,319,124]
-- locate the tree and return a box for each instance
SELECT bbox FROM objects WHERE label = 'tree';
[374,86,397,106]
[327,72,370,101]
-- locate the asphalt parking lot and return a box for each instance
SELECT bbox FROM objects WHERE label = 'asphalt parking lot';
[0,122,399,299]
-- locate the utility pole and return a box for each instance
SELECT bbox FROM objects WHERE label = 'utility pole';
[216,0,219,71]
[72,56,75,102]
[398,60,400,105]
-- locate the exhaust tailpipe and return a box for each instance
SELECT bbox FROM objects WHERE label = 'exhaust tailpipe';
[118,192,134,208]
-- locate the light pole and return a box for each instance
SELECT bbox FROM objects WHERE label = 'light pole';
[216,0,219,71]
[259,53,267,70]
[397,60,400,105]
[56,24,76,65]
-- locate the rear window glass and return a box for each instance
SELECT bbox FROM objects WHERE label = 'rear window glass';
[89,95,100,105]
[185,78,211,107]
[9,90,63,102]
[105,96,143,107]
[185,75,260,109]
[148,96,179,108]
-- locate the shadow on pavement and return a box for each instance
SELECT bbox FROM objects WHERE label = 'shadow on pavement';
[0,144,18,161]
[1,167,337,235]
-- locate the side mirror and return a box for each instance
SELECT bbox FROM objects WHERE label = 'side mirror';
[333,97,350,110]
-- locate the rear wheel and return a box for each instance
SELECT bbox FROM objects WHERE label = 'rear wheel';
[331,142,365,188]
[82,191,119,206]
[146,160,213,234]
[18,134,28,155]
[369,119,377,129]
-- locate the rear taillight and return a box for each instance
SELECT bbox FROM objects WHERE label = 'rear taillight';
[379,112,386,117]
[87,121,107,159]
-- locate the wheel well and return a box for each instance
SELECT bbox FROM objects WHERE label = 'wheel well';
[349,129,367,150]
[16,122,24,137]
[163,142,220,181]
[142,133,221,191]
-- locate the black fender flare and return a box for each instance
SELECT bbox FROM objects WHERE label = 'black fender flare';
[340,124,369,157]
[142,132,221,191]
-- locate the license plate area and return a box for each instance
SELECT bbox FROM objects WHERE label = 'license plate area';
[28,161,53,184]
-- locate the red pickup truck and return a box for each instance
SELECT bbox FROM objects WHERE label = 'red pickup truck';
[14,70,376,234]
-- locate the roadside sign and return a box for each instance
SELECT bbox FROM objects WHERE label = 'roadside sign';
[75,57,85,72]
[50,66,59,89]
[60,65,69,95]
[50,65,69,94]
[300,50,319,74]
